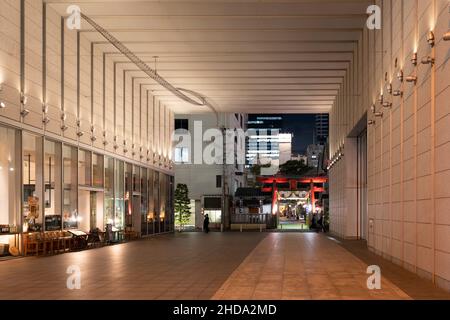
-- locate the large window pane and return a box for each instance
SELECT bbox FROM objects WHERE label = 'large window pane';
[147,169,154,234]
[160,174,167,232]
[114,160,124,230]
[93,153,104,187]
[125,163,132,228]
[63,145,78,229]
[78,149,91,186]
[104,156,114,227]
[153,171,160,233]
[23,132,43,232]
[0,125,20,247]
[140,168,148,235]
[44,140,62,231]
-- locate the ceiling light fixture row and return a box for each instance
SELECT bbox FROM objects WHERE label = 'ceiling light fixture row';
[80,13,219,122]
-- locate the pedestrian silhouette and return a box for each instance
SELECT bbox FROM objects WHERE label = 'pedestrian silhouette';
[203,214,210,233]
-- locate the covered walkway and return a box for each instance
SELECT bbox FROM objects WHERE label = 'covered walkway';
[0,233,448,300]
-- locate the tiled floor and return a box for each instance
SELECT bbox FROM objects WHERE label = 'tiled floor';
[212,233,449,300]
[0,232,265,300]
[0,232,449,300]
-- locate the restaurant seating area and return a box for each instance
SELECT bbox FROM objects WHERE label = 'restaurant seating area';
[23,229,140,256]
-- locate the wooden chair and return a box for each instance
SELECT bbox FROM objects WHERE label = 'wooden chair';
[24,233,39,256]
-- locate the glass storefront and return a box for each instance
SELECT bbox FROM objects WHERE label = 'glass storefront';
[0,125,20,248]
[44,140,62,231]
[140,168,148,235]
[0,123,174,255]
[23,132,43,232]
[63,145,78,229]
[147,169,154,235]
[114,159,125,229]
[104,156,114,227]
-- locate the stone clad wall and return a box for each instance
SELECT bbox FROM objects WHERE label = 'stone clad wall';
[0,0,174,170]
[329,0,450,291]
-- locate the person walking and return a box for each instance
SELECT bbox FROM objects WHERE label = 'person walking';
[317,214,323,233]
[203,214,210,233]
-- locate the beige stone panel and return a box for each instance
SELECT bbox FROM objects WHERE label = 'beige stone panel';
[417,127,432,154]
[435,142,450,173]
[416,223,432,248]
[435,198,450,225]
[435,170,450,198]
[435,250,450,283]
[403,136,414,160]
[417,78,432,109]
[23,109,43,129]
[0,83,20,121]
[404,241,417,266]
[436,225,450,254]
[417,102,431,132]
[417,151,431,177]
[403,157,415,181]
[417,245,433,273]
[62,125,77,143]
[403,200,416,222]
[392,238,403,259]
[392,164,401,184]
[435,114,450,147]
[417,175,432,200]
[416,199,432,223]
[392,220,402,241]
[404,221,416,244]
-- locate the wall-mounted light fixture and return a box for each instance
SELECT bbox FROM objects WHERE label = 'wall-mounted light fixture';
[0,101,5,109]
[42,102,48,114]
[43,116,50,125]
[411,53,418,66]
[405,75,418,84]
[20,109,30,117]
[91,136,97,142]
[374,111,383,117]
[60,112,66,121]
[444,31,450,41]
[76,131,84,137]
[382,101,392,108]
[368,120,376,125]
[397,70,404,82]
[427,31,435,47]
[378,94,384,104]
[61,124,68,131]
[20,92,28,105]
[370,104,376,114]
[393,90,403,97]
[421,56,435,65]
[386,83,393,94]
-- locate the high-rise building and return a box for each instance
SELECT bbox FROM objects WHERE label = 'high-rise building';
[246,115,292,167]
[315,114,329,144]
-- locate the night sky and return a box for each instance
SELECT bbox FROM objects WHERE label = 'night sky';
[249,114,317,154]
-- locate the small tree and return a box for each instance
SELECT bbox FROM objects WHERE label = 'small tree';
[174,183,191,231]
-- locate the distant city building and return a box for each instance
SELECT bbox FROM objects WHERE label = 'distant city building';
[291,154,308,164]
[246,115,292,167]
[315,114,329,144]
[306,144,325,168]
[174,113,247,230]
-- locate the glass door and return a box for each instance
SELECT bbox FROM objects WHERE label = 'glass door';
[357,129,368,240]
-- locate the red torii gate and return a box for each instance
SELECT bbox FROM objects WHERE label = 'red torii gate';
[256,176,328,214]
